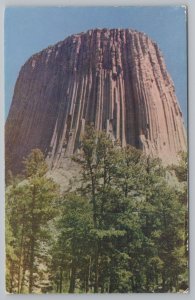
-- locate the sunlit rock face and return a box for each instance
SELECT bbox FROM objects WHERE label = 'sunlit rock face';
[5,28,186,175]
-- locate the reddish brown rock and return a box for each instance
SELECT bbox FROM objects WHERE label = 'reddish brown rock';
[5,28,187,175]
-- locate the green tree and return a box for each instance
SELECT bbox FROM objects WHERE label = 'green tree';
[73,127,115,292]
[51,193,93,293]
[6,149,59,293]
[72,127,188,293]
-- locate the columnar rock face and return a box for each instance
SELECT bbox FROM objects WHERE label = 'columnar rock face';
[5,28,187,175]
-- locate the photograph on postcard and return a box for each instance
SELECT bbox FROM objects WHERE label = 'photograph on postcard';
[4,6,188,294]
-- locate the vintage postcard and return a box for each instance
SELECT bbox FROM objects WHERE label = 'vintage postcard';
[5,6,188,294]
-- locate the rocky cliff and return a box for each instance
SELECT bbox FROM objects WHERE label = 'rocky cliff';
[5,28,187,175]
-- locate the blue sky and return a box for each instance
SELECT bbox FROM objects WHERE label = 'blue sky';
[4,6,187,123]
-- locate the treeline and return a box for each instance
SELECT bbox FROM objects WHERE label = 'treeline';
[5,127,188,293]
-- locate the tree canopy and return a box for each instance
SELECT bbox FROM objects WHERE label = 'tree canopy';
[5,130,188,293]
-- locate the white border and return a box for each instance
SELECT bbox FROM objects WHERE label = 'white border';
[0,1,194,299]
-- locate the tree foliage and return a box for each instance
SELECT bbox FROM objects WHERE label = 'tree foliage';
[6,149,59,293]
[5,131,188,293]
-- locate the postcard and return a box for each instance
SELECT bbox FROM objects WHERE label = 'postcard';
[4,6,188,294]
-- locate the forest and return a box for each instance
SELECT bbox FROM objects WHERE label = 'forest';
[5,127,188,293]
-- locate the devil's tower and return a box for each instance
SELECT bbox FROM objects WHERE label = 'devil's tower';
[5,28,187,175]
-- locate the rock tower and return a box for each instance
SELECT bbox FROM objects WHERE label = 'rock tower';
[5,28,187,174]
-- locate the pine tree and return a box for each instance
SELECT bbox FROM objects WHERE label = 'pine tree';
[6,149,59,293]
[51,193,93,293]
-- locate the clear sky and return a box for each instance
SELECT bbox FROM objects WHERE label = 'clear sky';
[4,6,187,124]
